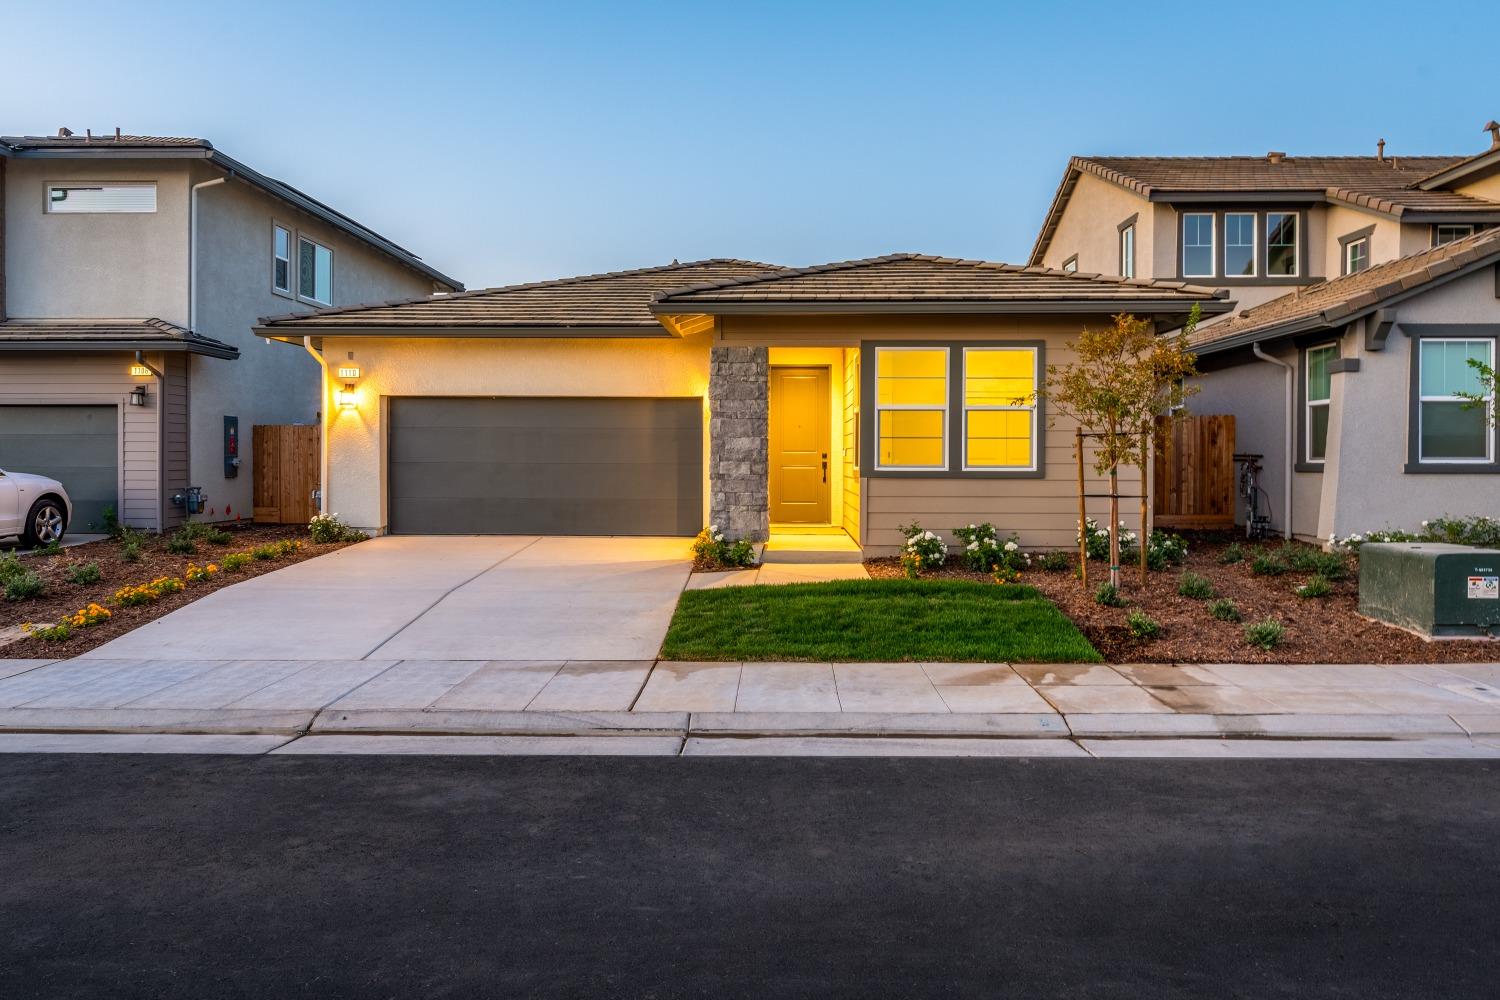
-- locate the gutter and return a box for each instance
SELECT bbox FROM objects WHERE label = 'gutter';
[303,337,330,517]
[1251,342,1294,540]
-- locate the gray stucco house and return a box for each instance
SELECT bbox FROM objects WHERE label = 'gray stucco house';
[0,130,461,532]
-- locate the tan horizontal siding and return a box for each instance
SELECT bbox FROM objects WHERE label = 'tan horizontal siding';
[841,348,861,541]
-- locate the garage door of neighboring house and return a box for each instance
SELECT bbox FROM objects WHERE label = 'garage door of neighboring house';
[388,397,703,536]
[0,405,118,531]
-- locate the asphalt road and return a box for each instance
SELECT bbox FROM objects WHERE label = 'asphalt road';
[2,754,1497,999]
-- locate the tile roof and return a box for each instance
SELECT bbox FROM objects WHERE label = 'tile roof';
[1189,227,1500,350]
[0,133,462,290]
[258,260,787,332]
[652,254,1232,312]
[0,318,239,358]
[1029,153,1500,264]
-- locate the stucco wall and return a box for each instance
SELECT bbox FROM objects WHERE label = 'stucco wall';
[190,163,441,522]
[4,159,190,322]
[1039,173,1152,276]
[316,334,713,532]
[1321,205,1404,276]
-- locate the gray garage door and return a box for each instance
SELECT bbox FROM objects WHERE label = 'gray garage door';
[388,397,703,536]
[0,405,118,531]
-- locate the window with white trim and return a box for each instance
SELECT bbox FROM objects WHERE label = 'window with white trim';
[1418,338,1494,463]
[1062,255,1078,273]
[1182,213,1215,277]
[273,225,292,295]
[874,347,948,470]
[1305,343,1336,463]
[297,236,333,305]
[1118,225,1135,278]
[1266,212,1299,276]
[963,347,1038,470]
[1224,212,1256,276]
[1343,237,1369,274]
[1436,224,1475,245]
[47,182,156,213]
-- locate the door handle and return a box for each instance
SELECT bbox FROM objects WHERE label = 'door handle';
[821,453,828,483]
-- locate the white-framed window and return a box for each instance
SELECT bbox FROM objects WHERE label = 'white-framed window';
[1182,213,1215,277]
[1224,212,1257,276]
[46,182,157,214]
[1118,225,1135,278]
[874,347,948,470]
[1305,343,1336,463]
[1343,237,1370,275]
[1436,224,1476,245]
[1266,212,1299,276]
[1417,338,1494,463]
[297,236,334,305]
[272,225,292,296]
[963,347,1038,471]
[1062,255,1078,273]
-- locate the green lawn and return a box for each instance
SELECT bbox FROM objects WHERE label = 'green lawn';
[661,579,1101,663]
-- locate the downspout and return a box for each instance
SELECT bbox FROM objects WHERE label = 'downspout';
[303,336,330,516]
[1252,342,1294,539]
[188,176,228,333]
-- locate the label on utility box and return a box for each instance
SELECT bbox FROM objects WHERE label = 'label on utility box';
[1469,576,1500,600]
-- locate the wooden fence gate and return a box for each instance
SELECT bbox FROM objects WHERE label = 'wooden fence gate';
[253,424,319,525]
[1153,414,1235,530]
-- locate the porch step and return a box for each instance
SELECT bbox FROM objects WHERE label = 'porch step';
[760,532,864,564]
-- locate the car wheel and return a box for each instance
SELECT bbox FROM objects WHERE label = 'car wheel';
[22,497,67,548]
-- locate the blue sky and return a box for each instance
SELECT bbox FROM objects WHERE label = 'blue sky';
[4,0,1497,288]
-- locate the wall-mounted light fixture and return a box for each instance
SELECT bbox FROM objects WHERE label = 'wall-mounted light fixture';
[129,385,148,406]
[336,356,360,409]
[129,364,152,377]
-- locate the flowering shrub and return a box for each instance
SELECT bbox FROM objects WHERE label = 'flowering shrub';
[252,539,303,561]
[23,603,109,641]
[113,576,186,607]
[309,512,367,544]
[1146,530,1189,570]
[1079,518,1137,560]
[1420,515,1500,548]
[221,552,252,571]
[68,603,112,628]
[953,522,1000,570]
[900,523,948,578]
[24,621,70,642]
[184,562,219,583]
[1329,529,1419,551]
[691,525,756,570]
[991,564,1022,585]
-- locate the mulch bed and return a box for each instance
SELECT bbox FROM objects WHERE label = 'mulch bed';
[868,534,1500,664]
[2,524,358,657]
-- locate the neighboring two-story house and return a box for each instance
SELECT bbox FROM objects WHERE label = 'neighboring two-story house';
[0,130,460,532]
[1030,125,1500,541]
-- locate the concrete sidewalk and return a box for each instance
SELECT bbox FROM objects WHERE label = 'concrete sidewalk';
[1,656,1499,755]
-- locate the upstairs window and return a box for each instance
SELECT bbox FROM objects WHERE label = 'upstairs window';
[1224,213,1256,276]
[1182,213,1215,277]
[1435,224,1475,245]
[1343,237,1369,274]
[875,348,948,470]
[963,347,1038,471]
[1062,255,1078,273]
[1418,339,1494,463]
[1118,224,1135,278]
[47,182,156,214]
[1305,343,1336,463]
[1266,212,1299,276]
[272,225,292,296]
[298,236,333,306]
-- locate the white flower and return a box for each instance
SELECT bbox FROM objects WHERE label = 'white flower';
[1003,541,1018,552]
[924,531,937,540]
[967,541,979,551]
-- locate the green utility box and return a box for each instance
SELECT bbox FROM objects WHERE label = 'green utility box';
[1359,543,1500,637]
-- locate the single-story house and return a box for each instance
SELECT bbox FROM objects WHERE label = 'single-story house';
[256,255,1229,556]
[1187,226,1500,542]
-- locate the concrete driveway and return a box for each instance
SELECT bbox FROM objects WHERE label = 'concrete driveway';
[80,536,693,661]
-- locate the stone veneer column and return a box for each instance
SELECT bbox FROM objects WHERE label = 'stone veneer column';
[708,345,769,542]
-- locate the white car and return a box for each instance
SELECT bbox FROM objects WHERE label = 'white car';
[0,469,73,547]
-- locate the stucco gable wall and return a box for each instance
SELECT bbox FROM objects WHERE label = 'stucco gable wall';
[1039,173,1152,276]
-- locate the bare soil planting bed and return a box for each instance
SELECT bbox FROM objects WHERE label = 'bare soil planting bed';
[2,524,357,657]
[868,534,1500,664]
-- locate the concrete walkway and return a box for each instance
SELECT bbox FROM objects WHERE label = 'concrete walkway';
[1,656,1499,756]
[78,535,694,662]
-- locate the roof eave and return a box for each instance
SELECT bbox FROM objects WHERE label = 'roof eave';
[0,339,239,359]
[253,324,672,342]
[651,298,1235,317]
[1416,148,1500,190]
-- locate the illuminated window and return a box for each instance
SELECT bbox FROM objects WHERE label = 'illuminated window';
[875,348,948,469]
[964,348,1037,470]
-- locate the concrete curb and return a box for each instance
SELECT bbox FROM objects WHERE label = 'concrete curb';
[688,712,1068,737]
[0,707,317,735]
[310,709,690,736]
[1066,713,1470,739]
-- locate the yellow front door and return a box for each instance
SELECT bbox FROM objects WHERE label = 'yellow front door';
[769,366,831,524]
